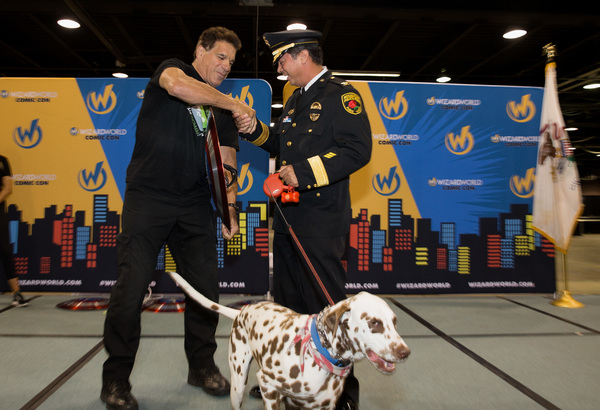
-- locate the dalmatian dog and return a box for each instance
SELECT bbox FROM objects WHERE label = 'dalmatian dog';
[168,271,410,410]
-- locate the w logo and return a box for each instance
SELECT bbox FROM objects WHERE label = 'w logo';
[78,161,107,192]
[14,119,42,149]
[506,94,536,123]
[86,84,117,114]
[378,91,408,120]
[372,166,401,196]
[445,126,474,155]
[229,86,254,108]
[510,168,535,198]
[237,163,254,195]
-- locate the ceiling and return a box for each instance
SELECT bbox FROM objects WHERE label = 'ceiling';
[1,0,599,179]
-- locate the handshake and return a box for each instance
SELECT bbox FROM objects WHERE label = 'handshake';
[232,104,257,135]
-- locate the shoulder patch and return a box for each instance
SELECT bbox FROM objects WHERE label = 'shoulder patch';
[341,92,363,115]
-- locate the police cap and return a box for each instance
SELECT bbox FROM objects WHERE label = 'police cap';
[263,29,322,65]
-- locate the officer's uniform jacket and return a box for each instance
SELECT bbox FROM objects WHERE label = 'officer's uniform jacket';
[243,71,372,237]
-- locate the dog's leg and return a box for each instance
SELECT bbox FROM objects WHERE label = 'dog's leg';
[257,374,282,410]
[229,333,252,410]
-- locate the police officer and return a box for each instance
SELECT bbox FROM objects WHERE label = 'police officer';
[236,29,372,410]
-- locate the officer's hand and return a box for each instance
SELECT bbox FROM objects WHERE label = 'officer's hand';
[279,165,299,188]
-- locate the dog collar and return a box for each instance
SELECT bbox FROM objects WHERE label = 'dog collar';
[310,317,347,369]
[293,315,352,377]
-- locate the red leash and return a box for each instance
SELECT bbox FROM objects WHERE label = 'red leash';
[264,175,335,306]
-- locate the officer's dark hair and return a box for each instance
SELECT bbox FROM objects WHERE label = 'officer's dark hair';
[288,43,323,65]
[194,26,242,59]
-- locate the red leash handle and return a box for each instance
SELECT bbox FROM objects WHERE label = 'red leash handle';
[263,173,299,203]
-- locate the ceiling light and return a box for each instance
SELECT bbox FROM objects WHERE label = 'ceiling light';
[503,29,527,39]
[112,72,128,78]
[583,83,600,90]
[277,75,288,81]
[331,71,400,78]
[57,19,80,29]
[271,103,283,108]
[565,127,578,132]
[436,68,451,83]
[287,23,306,31]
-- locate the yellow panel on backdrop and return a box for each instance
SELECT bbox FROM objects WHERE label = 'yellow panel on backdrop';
[0,78,123,226]
[349,81,421,227]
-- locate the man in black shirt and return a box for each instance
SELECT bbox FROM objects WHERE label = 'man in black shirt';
[101,26,255,410]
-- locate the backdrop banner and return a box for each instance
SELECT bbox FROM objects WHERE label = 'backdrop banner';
[0,77,271,294]
[347,81,554,294]
[1,78,554,295]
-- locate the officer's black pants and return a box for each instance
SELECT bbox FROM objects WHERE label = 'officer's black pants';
[102,188,219,382]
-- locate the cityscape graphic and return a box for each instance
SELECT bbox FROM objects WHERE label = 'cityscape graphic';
[3,195,555,295]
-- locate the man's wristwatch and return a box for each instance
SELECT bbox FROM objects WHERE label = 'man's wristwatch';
[228,203,239,214]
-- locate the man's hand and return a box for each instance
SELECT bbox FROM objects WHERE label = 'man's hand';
[222,208,239,240]
[232,102,257,134]
[233,112,257,134]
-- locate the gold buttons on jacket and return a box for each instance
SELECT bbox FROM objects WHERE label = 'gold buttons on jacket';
[282,160,287,165]
[287,141,292,146]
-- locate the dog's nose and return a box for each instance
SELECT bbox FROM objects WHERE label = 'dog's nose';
[395,345,410,360]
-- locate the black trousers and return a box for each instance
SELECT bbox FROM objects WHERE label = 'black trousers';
[0,209,16,281]
[103,188,220,382]
[272,231,359,403]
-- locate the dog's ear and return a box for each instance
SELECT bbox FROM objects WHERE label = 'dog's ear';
[323,299,351,336]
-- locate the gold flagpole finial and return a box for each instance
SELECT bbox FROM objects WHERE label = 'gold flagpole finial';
[543,43,557,62]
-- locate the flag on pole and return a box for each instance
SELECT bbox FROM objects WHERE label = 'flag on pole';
[532,45,584,254]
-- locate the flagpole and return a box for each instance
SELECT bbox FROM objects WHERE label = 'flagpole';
[551,252,584,308]
[540,44,584,309]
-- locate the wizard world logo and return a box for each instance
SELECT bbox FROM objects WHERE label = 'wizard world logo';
[14,119,43,149]
[79,161,107,192]
[372,166,401,196]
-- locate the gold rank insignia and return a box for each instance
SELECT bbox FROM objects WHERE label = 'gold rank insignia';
[341,92,363,115]
[288,108,295,115]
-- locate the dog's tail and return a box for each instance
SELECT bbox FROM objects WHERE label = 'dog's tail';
[167,271,239,320]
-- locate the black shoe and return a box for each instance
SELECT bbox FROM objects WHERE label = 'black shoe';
[335,394,359,410]
[188,366,230,396]
[249,384,262,398]
[100,380,138,410]
[11,292,29,307]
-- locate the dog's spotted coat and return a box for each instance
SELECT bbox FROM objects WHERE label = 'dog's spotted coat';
[169,271,410,409]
